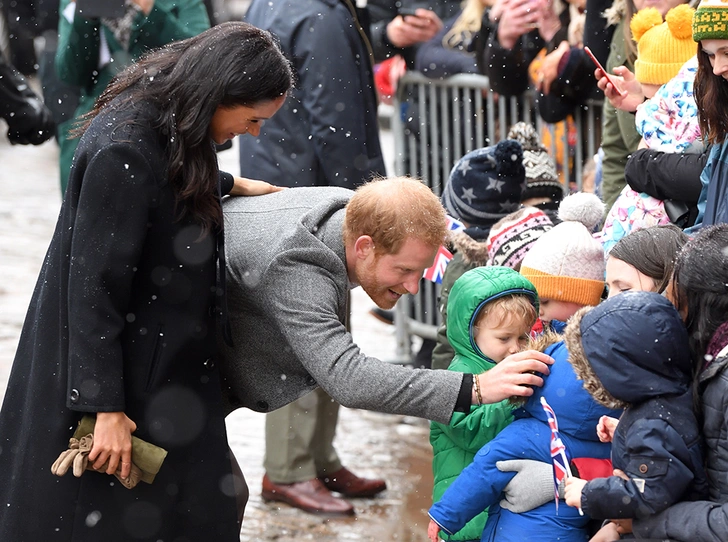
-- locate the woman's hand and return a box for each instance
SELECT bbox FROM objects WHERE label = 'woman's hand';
[564,476,587,509]
[132,0,155,16]
[229,176,285,197]
[427,519,441,542]
[596,65,643,112]
[88,412,137,480]
[596,415,619,443]
[537,41,570,94]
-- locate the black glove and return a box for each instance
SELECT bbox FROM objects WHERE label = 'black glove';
[0,55,55,145]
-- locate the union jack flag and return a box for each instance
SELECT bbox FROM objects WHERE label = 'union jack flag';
[423,245,453,284]
[446,215,465,233]
[540,397,573,514]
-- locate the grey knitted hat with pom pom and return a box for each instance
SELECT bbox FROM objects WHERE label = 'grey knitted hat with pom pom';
[441,139,526,228]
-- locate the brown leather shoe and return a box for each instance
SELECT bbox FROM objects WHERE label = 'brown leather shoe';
[261,473,354,516]
[319,467,387,498]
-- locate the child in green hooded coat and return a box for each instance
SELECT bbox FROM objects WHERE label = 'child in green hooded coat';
[430,266,539,541]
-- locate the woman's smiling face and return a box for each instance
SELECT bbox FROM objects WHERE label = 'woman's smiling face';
[208,95,286,145]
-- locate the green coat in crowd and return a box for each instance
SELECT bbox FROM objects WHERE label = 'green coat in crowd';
[55,0,210,193]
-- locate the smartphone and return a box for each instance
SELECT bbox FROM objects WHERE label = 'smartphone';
[398,8,420,18]
[76,0,127,20]
[584,46,626,97]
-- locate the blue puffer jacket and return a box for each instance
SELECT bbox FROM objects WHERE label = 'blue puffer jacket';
[429,338,619,542]
[567,292,709,520]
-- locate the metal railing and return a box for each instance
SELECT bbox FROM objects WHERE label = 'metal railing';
[389,71,602,362]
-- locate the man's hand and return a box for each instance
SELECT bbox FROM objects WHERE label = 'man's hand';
[564,477,587,509]
[229,176,285,197]
[88,412,137,480]
[596,415,619,443]
[596,66,643,112]
[386,9,443,49]
[475,349,553,403]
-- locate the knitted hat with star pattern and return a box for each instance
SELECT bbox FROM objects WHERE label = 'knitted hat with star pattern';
[441,140,526,228]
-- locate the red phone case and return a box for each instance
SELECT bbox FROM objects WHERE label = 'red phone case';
[585,46,626,96]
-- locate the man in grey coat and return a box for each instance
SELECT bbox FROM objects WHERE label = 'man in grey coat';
[219,177,553,519]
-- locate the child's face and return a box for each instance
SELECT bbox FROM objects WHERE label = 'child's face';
[474,312,531,363]
[539,298,584,324]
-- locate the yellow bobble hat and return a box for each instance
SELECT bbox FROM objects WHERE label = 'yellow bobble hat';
[693,0,728,41]
[631,5,697,85]
[520,193,606,306]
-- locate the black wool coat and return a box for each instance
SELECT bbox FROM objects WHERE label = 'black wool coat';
[0,99,239,541]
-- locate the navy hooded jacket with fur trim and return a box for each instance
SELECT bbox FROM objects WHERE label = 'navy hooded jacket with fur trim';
[566,292,709,520]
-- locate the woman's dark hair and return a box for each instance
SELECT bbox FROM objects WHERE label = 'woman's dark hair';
[695,41,728,145]
[609,224,689,294]
[672,224,728,371]
[81,22,294,232]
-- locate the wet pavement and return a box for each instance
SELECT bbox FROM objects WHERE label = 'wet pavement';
[0,126,435,541]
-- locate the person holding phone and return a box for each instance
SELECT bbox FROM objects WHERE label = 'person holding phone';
[55,0,210,195]
[593,0,688,212]
[368,1,454,67]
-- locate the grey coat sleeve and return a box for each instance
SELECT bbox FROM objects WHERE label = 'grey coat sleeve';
[266,253,464,424]
[633,501,728,542]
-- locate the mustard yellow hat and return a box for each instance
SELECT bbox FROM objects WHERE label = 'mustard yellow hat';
[632,5,697,85]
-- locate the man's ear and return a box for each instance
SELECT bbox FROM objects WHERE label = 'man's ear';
[353,235,375,260]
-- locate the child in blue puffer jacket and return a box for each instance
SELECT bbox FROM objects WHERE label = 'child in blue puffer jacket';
[428,330,620,542]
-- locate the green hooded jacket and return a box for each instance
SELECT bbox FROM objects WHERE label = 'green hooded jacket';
[430,266,538,541]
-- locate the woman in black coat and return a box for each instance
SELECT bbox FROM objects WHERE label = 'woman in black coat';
[0,22,293,541]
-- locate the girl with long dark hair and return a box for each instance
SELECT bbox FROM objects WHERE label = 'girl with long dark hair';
[0,21,293,541]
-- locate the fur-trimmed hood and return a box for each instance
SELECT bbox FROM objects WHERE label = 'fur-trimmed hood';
[516,333,621,440]
[565,291,692,409]
[565,307,629,410]
[449,230,490,266]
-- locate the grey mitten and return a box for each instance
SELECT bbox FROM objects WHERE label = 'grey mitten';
[497,459,555,513]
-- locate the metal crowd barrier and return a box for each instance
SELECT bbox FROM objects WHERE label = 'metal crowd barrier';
[389,71,602,363]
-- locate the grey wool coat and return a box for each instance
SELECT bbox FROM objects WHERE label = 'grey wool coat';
[220,187,464,424]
